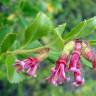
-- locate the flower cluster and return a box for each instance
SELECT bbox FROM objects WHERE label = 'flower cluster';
[47,39,96,86]
[13,39,96,86]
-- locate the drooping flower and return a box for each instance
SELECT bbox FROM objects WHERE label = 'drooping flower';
[14,49,49,77]
[92,56,96,71]
[82,41,96,71]
[69,51,80,72]
[14,59,25,72]
[69,40,82,72]
[14,57,39,77]
[25,58,39,77]
[47,55,68,85]
[73,69,84,86]
[82,47,94,61]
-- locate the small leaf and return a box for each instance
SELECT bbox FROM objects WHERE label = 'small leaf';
[5,54,24,83]
[55,23,66,35]
[23,12,53,46]
[47,29,64,61]
[88,40,96,46]
[51,29,64,50]
[43,23,66,60]
[0,33,16,53]
[81,56,92,68]
[0,27,9,44]
[63,17,96,42]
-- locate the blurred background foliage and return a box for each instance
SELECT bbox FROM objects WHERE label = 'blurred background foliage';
[0,0,96,96]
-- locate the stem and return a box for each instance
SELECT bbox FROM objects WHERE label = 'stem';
[5,45,50,55]
[18,83,24,96]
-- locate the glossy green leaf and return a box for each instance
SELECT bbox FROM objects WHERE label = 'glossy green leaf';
[23,12,53,46]
[89,40,96,46]
[55,23,66,35]
[47,28,65,61]
[0,33,16,53]
[5,54,24,83]
[50,29,64,50]
[81,56,92,68]
[46,23,66,60]
[63,17,96,42]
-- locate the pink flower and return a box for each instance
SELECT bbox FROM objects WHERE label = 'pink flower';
[14,57,39,77]
[69,51,80,72]
[47,55,67,85]
[14,60,25,72]
[26,62,39,77]
[82,46,96,71]
[92,56,96,71]
[85,49,94,61]
[24,58,39,69]
[69,40,82,72]
[73,70,84,86]
[75,40,82,50]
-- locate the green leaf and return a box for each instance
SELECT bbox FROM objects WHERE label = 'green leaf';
[88,40,96,46]
[23,12,53,46]
[63,17,96,42]
[48,48,61,61]
[55,23,66,35]
[5,54,24,83]
[0,27,9,44]
[50,29,64,50]
[47,29,64,61]
[81,56,92,68]
[44,24,66,60]
[0,33,16,53]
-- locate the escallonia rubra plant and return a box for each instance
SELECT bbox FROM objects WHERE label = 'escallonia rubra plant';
[0,13,96,85]
[14,39,96,87]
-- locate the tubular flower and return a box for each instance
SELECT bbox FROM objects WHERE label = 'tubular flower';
[73,69,84,86]
[14,59,25,72]
[69,51,80,72]
[25,58,39,77]
[82,47,94,61]
[69,40,81,72]
[14,57,39,77]
[92,56,96,71]
[47,55,67,86]
[82,41,96,71]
